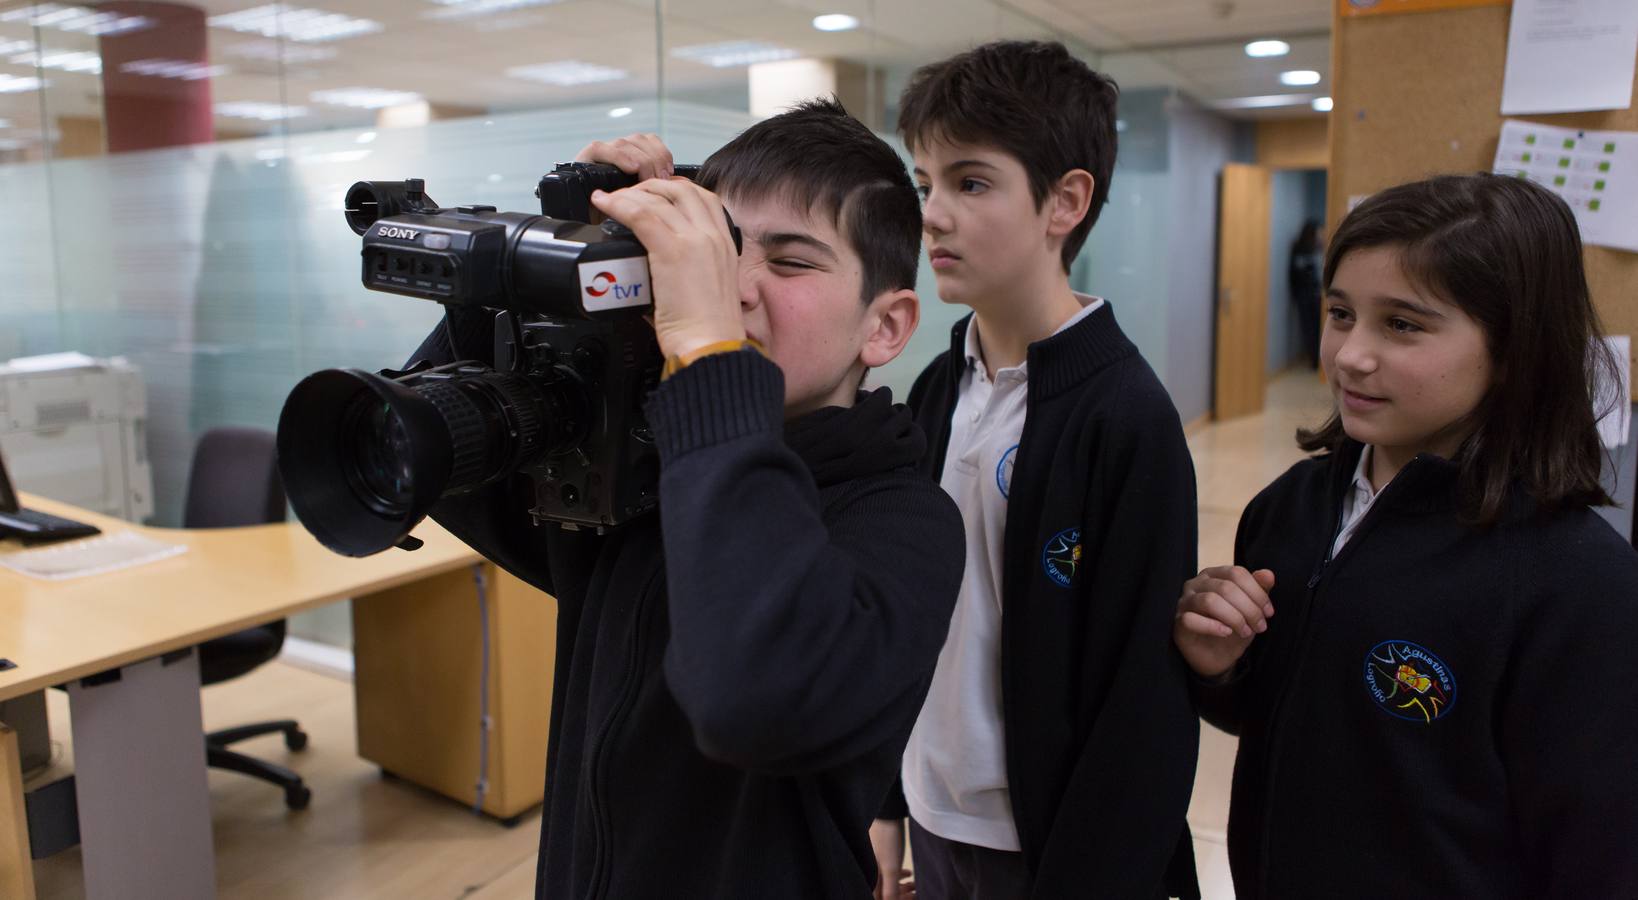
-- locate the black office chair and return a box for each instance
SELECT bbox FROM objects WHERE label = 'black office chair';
[186,427,312,811]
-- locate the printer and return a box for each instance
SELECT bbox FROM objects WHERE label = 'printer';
[0,352,154,523]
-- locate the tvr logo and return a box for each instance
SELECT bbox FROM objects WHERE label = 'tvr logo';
[585,271,645,301]
[377,226,421,240]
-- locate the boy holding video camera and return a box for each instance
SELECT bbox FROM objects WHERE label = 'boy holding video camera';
[409,99,964,899]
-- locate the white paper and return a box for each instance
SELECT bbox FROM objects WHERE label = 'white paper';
[1501,0,1638,115]
[0,531,187,580]
[1492,119,1638,253]
[1595,335,1631,449]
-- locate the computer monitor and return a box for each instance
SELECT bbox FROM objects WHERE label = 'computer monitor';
[0,443,20,514]
[0,445,100,541]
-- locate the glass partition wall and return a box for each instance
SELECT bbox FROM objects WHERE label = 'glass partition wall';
[0,0,1329,646]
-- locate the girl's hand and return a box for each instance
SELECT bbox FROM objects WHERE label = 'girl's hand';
[1174,566,1276,679]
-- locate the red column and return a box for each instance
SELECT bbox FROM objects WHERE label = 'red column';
[98,2,213,152]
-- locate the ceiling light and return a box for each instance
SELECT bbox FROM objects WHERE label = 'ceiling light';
[311,87,423,109]
[507,61,628,86]
[356,131,377,144]
[12,49,103,74]
[0,4,151,36]
[1244,40,1289,58]
[812,14,860,32]
[1312,96,1333,112]
[121,59,230,81]
[1280,69,1321,86]
[215,101,309,120]
[305,149,371,164]
[607,106,633,118]
[1211,93,1316,110]
[0,75,44,93]
[423,0,563,19]
[224,39,339,64]
[670,40,799,68]
[208,5,383,43]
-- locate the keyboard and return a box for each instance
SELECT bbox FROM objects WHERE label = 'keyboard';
[0,507,103,544]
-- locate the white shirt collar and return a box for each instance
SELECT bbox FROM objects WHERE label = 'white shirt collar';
[962,293,1106,373]
[1331,445,1382,557]
[1350,445,1377,501]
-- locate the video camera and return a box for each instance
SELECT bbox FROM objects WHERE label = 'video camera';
[276,162,736,557]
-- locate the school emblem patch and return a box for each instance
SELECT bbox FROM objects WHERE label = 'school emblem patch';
[995,444,1019,499]
[1364,641,1457,723]
[1041,527,1081,588]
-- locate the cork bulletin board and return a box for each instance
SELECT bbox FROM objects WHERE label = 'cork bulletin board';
[1329,3,1638,397]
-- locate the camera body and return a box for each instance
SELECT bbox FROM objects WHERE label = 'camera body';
[278,163,720,557]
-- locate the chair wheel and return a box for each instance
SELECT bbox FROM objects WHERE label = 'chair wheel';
[286,785,312,811]
[285,728,309,752]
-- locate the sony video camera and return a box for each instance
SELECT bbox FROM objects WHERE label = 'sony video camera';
[276,162,736,558]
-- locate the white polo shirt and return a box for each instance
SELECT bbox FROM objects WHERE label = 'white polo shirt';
[902,294,1104,851]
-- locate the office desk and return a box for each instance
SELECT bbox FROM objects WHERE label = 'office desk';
[0,494,480,900]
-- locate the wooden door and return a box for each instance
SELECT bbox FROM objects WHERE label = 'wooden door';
[1214,163,1274,421]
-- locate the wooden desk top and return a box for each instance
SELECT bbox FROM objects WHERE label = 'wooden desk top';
[0,495,480,700]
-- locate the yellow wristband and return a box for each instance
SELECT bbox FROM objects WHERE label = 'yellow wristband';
[662,338,766,380]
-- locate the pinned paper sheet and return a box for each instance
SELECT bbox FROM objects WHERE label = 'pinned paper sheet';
[1595,336,1631,450]
[1493,120,1638,254]
[1501,0,1638,115]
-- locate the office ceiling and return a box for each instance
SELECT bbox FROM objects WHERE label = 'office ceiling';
[0,0,1332,152]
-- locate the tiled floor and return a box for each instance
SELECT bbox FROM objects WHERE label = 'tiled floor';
[29,369,1332,899]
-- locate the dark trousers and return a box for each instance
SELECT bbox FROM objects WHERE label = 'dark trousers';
[909,816,1030,900]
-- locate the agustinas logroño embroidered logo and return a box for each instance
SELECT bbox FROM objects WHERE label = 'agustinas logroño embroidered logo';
[1364,640,1457,723]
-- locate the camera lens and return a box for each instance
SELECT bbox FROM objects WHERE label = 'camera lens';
[342,398,416,516]
[278,365,578,557]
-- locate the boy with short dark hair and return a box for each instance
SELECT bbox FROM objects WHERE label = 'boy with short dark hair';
[415,98,964,899]
[875,41,1201,900]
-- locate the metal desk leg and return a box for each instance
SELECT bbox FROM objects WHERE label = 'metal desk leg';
[67,650,216,900]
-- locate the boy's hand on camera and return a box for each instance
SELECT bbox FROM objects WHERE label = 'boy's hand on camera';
[589,179,744,359]
[1174,566,1276,680]
[575,133,674,182]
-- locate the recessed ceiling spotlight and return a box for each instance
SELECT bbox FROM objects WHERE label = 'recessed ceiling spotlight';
[1280,69,1321,87]
[1244,40,1289,58]
[813,14,860,32]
